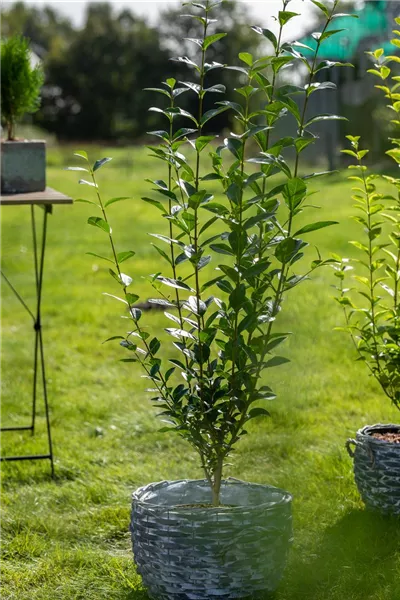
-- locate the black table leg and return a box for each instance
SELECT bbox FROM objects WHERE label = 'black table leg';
[1,204,55,477]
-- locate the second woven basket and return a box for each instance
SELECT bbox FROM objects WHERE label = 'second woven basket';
[346,423,400,514]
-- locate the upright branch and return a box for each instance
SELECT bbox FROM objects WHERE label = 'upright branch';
[334,23,400,409]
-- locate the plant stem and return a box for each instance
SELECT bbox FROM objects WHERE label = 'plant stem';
[211,457,223,507]
[231,95,249,391]
[167,99,191,375]
[7,119,14,141]
[192,7,209,405]
[360,161,386,383]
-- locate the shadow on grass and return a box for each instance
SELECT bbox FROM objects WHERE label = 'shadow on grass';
[1,462,84,489]
[124,591,150,600]
[287,509,400,599]
[106,510,400,600]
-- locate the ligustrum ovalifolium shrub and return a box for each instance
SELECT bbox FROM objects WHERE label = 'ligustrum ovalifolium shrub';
[70,0,352,505]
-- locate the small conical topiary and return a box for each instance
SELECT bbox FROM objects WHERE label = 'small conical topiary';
[1,35,44,141]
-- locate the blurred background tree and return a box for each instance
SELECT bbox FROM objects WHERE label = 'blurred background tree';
[1,0,398,162]
[40,4,172,140]
[1,1,263,142]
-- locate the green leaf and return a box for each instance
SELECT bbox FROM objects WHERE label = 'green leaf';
[79,179,97,188]
[126,293,140,304]
[175,107,199,125]
[226,182,241,205]
[170,56,199,71]
[313,29,345,43]
[173,127,197,141]
[203,32,227,50]
[305,114,347,128]
[87,216,110,233]
[278,96,301,123]
[86,252,113,263]
[142,197,166,212]
[295,137,315,153]
[103,336,125,343]
[248,407,270,419]
[65,166,89,172]
[166,328,195,340]
[229,284,246,310]
[93,157,112,171]
[251,26,277,51]
[311,0,329,17]
[205,84,226,94]
[210,243,234,255]
[120,273,132,287]
[200,106,229,127]
[322,29,346,42]
[201,275,222,292]
[282,178,307,211]
[144,87,171,97]
[156,276,192,291]
[149,233,180,245]
[225,137,243,160]
[332,13,358,20]
[149,337,161,355]
[202,202,228,215]
[265,356,290,367]
[275,238,302,264]
[188,295,207,316]
[225,65,249,76]
[271,56,293,74]
[195,135,216,153]
[239,52,253,66]
[294,221,338,236]
[109,269,120,284]
[103,293,128,305]
[105,197,131,208]
[244,207,278,230]
[131,308,142,322]
[117,251,135,264]
[75,198,100,207]
[279,11,299,26]
[152,244,173,266]
[74,150,88,160]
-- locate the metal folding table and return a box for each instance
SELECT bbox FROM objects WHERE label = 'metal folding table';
[1,187,72,476]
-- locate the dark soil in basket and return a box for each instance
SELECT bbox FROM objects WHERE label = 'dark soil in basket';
[371,432,400,443]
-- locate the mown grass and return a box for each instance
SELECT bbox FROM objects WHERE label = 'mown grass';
[1,145,400,600]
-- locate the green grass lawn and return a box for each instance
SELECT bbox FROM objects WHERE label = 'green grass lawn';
[1,145,400,600]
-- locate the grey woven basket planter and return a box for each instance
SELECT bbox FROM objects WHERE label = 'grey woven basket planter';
[130,478,293,600]
[346,423,400,514]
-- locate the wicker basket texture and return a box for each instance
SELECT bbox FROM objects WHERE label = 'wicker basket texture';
[130,478,293,600]
[347,424,400,514]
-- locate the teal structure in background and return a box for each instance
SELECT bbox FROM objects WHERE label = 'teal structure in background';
[300,0,396,61]
[292,0,399,170]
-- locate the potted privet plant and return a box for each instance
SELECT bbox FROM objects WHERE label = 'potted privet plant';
[335,23,400,514]
[70,0,348,597]
[1,35,45,193]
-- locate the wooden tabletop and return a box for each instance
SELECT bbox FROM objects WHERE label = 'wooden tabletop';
[0,187,73,206]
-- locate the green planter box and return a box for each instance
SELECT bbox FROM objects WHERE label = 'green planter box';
[1,140,46,193]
